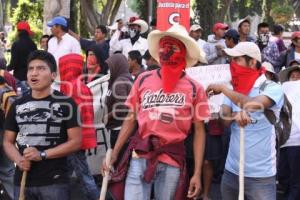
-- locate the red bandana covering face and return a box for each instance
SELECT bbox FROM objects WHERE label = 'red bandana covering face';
[87,55,100,70]
[230,61,265,95]
[159,36,187,93]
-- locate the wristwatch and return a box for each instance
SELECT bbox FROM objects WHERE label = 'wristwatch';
[40,151,47,161]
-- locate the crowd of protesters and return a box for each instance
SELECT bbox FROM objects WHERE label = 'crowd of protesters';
[0,13,299,200]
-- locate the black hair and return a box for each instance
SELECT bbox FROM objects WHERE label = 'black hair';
[273,24,284,35]
[243,55,262,69]
[226,36,239,45]
[128,50,142,65]
[96,25,108,35]
[27,50,57,73]
[40,34,50,42]
[257,22,269,32]
[18,30,29,37]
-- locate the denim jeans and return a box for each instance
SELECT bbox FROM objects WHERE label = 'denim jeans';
[124,158,180,200]
[278,146,300,200]
[221,170,276,200]
[14,183,69,200]
[0,132,14,199]
[68,150,100,200]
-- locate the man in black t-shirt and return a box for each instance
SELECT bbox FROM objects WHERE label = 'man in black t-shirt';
[3,50,82,200]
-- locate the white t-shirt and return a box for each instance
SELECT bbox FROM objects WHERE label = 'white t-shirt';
[197,39,206,50]
[295,52,300,61]
[281,81,300,147]
[48,33,81,81]
[119,37,148,58]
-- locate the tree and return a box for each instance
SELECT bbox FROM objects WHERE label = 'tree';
[42,0,70,33]
[129,0,157,21]
[0,0,4,31]
[80,0,122,34]
[193,0,232,38]
[9,0,44,42]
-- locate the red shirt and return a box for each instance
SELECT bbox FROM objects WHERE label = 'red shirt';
[125,70,210,166]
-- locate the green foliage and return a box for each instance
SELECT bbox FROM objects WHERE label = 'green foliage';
[271,4,294,24]
[8,0,44,44]
[128,0,157,21]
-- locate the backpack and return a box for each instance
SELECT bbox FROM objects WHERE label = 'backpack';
[259,80,292,147]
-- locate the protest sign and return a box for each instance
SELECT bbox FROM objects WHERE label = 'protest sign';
[186,64,232,113]
[157,0,190,31]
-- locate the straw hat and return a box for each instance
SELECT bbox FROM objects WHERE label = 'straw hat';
[148,24,207,67]
[129,19,149,34]
[279,65,300,83]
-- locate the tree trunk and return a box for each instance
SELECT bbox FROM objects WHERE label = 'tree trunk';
[43,0,70,34]
[80,0,100,34]
[216,0,232,22]
[262,0,273,25]
[0,0,4,31]
[69,0,79,33]
[196,0,217,39]
[108,0,123,25]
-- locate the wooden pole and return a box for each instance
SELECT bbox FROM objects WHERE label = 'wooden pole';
[99,149,112,200]
[238,127,245,200]
[19,171,27,200]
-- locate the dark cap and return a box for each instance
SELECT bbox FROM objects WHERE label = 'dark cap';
[224,29,239,40]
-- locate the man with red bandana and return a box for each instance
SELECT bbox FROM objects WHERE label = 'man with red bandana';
[103,24,209,200]
[206,42,284,200]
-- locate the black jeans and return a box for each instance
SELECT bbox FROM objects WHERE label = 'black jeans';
[278,146,300,200]
[14,184,70,200]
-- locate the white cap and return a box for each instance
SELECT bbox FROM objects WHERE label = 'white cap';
[262,62,275,73]
[237,16,251,28]
[223,42,262,62]
[190,24,203,32]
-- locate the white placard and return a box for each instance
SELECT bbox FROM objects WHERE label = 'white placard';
[186,64,232,113]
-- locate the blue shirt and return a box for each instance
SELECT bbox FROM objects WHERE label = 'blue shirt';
[223,75,284,177]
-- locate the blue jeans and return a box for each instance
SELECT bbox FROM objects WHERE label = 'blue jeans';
[0,132,14,199]
[221,170,276,200]
[125,158,180,200]
[68,150,99,200]
[14,183,69,200]
[278,146,300,200]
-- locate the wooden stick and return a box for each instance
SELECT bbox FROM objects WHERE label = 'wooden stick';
[99,149,112,200]
[19,171,27,200]
[238,127,245,200]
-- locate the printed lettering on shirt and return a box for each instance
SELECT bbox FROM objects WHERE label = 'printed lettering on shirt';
[142,89,186,109]
[148,107,179,124]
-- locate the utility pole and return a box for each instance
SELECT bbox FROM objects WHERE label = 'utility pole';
[148,0,153,23]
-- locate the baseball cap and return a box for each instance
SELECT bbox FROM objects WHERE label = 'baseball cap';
[224,29,239,40]
[47,16,68,28]
[17,21,33,35]
[291,31,300,40]
[213,23,228,33]
[223,42,262,62]
[262,62,275,73]
[190,24,203,32]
